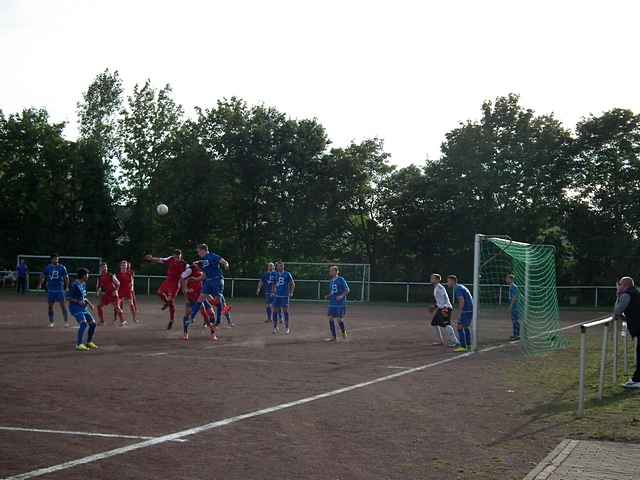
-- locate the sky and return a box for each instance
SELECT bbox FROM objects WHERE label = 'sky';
[1,0,639,168]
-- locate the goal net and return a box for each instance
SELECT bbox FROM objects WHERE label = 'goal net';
[473,235,568,354]
[17,255,103,292]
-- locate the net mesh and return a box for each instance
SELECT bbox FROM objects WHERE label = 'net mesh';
[478,237,568,354]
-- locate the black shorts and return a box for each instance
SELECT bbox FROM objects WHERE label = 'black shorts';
[431,307,451,327]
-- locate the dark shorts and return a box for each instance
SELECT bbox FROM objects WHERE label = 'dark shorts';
[203,278,224,296]
[431,307,451,327]
[273,296,289,308]
[328,306,346,318]
[48,291,65,303]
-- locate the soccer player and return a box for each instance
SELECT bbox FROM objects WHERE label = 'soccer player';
[16,259,28,295]
[447,275,474,352]
[192,243,229,330]
[144,250,187,329]
[180,263,217,341]
[67,268,98,351]
[257,262,276,323]
[271,261,295,335]
[96,263,125,326]
[325,266,350,342]
[430,273,459,348]
[38,254,69,327]
[117,260,138,323]
[505,274,520,340]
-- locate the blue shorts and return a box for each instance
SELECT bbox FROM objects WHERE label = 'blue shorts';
[458,312,473,327]
[264,293,274,305]
[70,308,94,324]
[273,296,289,308]
[203,278,224,296]
[48,291,65,303]
[511,308,520,322]
[328,306,346,318]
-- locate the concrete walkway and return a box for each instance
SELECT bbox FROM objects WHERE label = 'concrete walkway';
[525,439,640,479]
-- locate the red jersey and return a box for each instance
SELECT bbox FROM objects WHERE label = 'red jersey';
[165,257,187,283]
[98,272,118,295]
[116,271,134,296]
[186,270,204,303]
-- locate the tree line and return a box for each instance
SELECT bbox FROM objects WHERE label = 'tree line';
[1,69,639,283]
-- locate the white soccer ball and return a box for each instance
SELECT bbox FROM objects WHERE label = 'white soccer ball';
[156,204,169,216]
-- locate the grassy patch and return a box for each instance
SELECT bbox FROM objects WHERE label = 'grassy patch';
[505,332,640,442]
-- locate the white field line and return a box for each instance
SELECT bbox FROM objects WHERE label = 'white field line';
[0,426,186,443]
[2,316,600,480]
[1,353,472,480]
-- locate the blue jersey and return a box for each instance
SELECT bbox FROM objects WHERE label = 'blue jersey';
[274,271,293,298]
[329,276,349,306]
[454,284,474,313]
[43,264,68,292]
[261,271,275,294]
[17,263,28,278]
[67,280,87,311]
[201,252,223,281]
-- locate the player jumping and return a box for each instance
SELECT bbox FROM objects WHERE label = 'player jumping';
[447,275,473,352]
[67,268,98,351]
[117,260,138,323]
[96,262,125,326]
[192,243,229,331]
[430,273,459,348]
[325,266,350,342]
[180,262,217,341]
[272,261,295,335]
[257,262,276,323]
[144,250,187,330]
[38,254,70,327]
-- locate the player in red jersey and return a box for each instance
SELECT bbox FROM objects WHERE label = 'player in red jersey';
[144,249,187,329]
[116,260,138,323]
[96,263,125,326]
[180,263,217,341]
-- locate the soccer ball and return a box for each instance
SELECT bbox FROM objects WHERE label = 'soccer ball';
[156,204,169,216]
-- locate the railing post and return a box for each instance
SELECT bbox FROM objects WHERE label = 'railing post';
[577,325,587,417]
[231,278,235,298]
[498,286,502,305]
[623,321,629,375]
[405,283,410,303]
[317,281,321,300]
[595,287,598,308]
[597,322,609,400]
[612,318,618,384]
[147,277,150,296]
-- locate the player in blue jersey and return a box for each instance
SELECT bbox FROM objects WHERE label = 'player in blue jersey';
[505,274,520,340]
[325,266,350,342]
[67,268,98,351]
[256,262,276,323]
[271,261,295,335]
[447,275,473,352]
[191,243,229,328]
[38,254,69,327]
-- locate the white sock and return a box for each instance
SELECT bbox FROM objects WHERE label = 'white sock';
[445,325,459,346]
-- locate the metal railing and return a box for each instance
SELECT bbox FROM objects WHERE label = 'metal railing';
[576,316,633,417]
[0,271,618,307]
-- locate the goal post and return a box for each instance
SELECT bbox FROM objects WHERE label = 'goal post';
[17,254,103,293]
[472,234,568,354]
[279,262,371,302]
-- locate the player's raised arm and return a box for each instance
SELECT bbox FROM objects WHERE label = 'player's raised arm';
[144,254,170,264]
[219,257,229,270]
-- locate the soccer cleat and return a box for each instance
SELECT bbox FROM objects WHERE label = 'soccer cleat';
[623,379,640,389]
[341,331,348,339]
[75,344,89,351]
[182,334,189,341]
[453,347,467,353]
[272,328,278,335]
[431,341,443,346]
[325,337,337,342]
[166,320,173,330]
[86,342,98,349]
[209,333,219,341]
[120,320,128,326]
[264,318,271,323]
[64,322,69,328]
[48,323,55,328]
[285,328,291,335]
[161,302,169,311]
[510,336,520,341]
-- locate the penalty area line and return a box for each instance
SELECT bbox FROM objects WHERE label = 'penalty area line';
[0,426,187,443]
[1,352,472,480]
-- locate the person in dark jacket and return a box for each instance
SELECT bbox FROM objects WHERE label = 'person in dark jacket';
[613,276,640,389]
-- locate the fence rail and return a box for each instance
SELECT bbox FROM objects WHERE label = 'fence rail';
[0,270,618,307]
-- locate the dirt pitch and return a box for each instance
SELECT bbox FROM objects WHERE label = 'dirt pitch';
[0,293,608,480]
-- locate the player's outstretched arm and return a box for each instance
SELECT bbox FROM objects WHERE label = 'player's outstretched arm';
[144,254,167,264]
